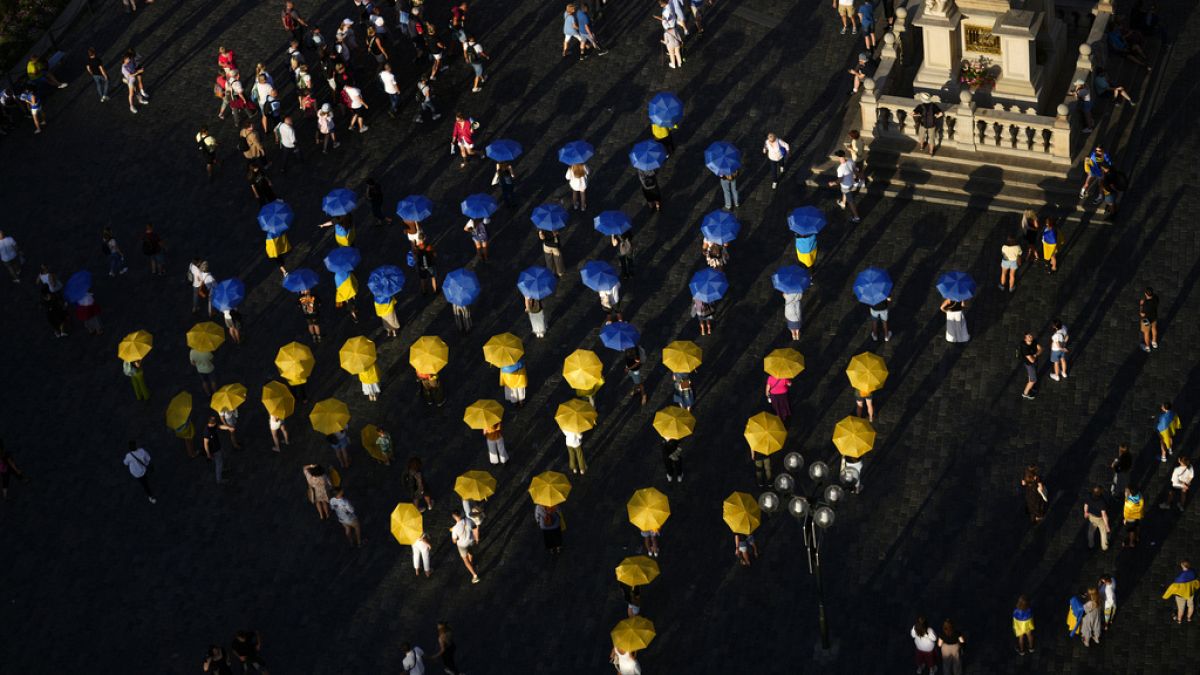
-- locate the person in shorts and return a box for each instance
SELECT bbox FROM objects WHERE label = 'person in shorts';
[1138,286,1158,352]
[450,510,481,583]
[834,0,859,35]
[869,296,891,341]
[827,150,862,222]
[329,488,363,547]
[1019,332,1043,399]
[195,125,218,179]
[1049,320,1069,381]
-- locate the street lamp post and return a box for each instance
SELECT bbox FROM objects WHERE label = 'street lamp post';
[759,451,859,651]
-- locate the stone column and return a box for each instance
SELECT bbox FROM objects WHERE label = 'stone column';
[912,0,964,95]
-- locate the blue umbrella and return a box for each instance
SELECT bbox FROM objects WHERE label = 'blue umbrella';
[281,268,319,292]
[594,211,632,236]
[787,206,827,236]
[63,270,92,303]
[580,260,620,292]
[367,265,406,301]
[257,200,293,236]
[700,210,741,244]
[211,278,246,311]
[600,321,640,351]
[558,140,595,166]
[324,247,361,274]
[322,188,358,217]
[853,267,893,305]
[689,268,729,302]
[531,203,569,231]
[396,194,434,222]
[485,139,523,163]
[443,268,481,306]
[771,265,812,294]
[629,140,668,171]
[936,271,977,301]
[704,141,742,176]
[517,265,557,300]
[461,193,498,219]
[647,92,683,126]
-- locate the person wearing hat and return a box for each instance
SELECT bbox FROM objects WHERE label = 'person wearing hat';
[315,103,340,153]
[847,52,870,95]
[913,92,943,157]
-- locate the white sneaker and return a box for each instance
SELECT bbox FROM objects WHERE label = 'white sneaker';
[666,474,673,482]
[130,106,138,114]
[1050,374,1060,381]
[148,496,157,504]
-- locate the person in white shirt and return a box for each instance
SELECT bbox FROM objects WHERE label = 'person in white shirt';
[411,532,432,577]
[564,430,587,474]
[275,114,300,172]
[1163,456,1193,511]
[123,441,156,503]
[827,150,862,223]
[566,163,590,210]
[188,258,214,316]
[401,643,426,675]
[344,85,369,133]
[0,230,22,282]
[449,510,481,583]
[910,617,938,673]
[1049,319,1069,381]
[379,63,401,116]
[762,133,790,189]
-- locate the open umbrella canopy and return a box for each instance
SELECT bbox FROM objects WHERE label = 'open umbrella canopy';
[275,341,315,380]
[937,271,977,301]
[210,383,248,413]
[485,139,523,162]
[409,335,449,374]
[744,412,787,455]
[460,193,498,219]
[723,491,762,534]
[165,391,192,429]
[562,349,604,390]
[211,278,246,311]
[463,399,505,430]
[261,381,295,419]
[629,140,667,171]
[558,140,595,165]
[763,347,805,378]
[615,555,660,587]
[661,340,702,373]
[395,194,434,222]
[627,487,671,531]
[787,206,827,236]
[309,398,350,435]
[186,322,225,352]
[117,330,153,362]
[700,210,741,244]
[324,247,361,274]
[390,503,424,545]
[846,352,889,393]
[257,200,293,236]
[594,210,633,236]
[652,405,695,440]
[517,266,557,300]
[600,321,640,351]
[360,424,386,462]
[704,141,742,176]
[647,91,683,126]
[339,336,377,375]
[833,416,877,458]
[442,268,481,306]
[367,265,405,300]
[531,203,569,231]
[771,265,812,294]
[63,270,92,303]
[611,617,656,652]
[455,470,498,501]
[322,188,358,216]
[528,470,572,506]
[580,260,620,292]
[281,268,319,292]
[853,267,893,305]
[483,333,524,368]
[689,268,728,302]
[555,398,598,434]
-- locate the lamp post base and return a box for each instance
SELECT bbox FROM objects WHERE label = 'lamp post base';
[811,638,841,663]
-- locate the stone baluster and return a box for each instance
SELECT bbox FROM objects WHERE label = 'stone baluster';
[860,78,879,140]
[1051,103,1072,160]
[883,27,901,67]
[955,89,977,152]
[1076,43,1093,73]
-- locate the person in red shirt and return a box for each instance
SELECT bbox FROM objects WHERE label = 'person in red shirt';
[450,113,477,167]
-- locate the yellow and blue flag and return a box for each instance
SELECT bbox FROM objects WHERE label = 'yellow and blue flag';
[1163,569,1199,600]
[335,271,359,303]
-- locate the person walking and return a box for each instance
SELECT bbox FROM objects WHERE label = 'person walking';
[999,234,1021,292]
[202,415,230,484]
[190,347,217,395]
[120,52,149,114]
[766,374,792,423]
[463,216,489,262]
[1012,595,1035,655]
[410,532,433,578]
[16,87,46,134]
[124,359,149,401]
[671,371,694,410]
[344,84,369,132]
[1020,209,1041,263]
[433,622,461,675]
[303,464,332,520]
[1080,588,1102,646]
[464,35,490,92]
[910,616,938,675]
[0,231,22,283]
[1041,217,1059,274]
[1163,560,1198,624]
[274,114,300,173]
[1156,401,1180,463]
[316,103,340,153]
[1161,455,1193,511]
[662,25,682,69]
[717,168,740,210]
[247,163,275,206]
[641,525,661,558]
[414,235,438,294]
[328,428,351,469]
[1110,443,1132,496]
[867,296,891,341]
[86,47,110,103]
[1122,486,1144,548]
[401,642,426,674]
[564,428,587,475]
[449,511,481,584]
[450,112,477,166]
[567,163,590,211]
[1019,332,1042,400]
[494,162,517,206]
[613,233,635,279]
[827,150,862,222]
[661,437,684,482]
[535,502,564,553]
[329,488,364,547]
[101,228,128,277]
[539,228,565,277]
[405,457,434,511]
[855,388,875,422]
[1098,576,1116,629]
[762,133,790,189]
[296,288,322,343]
[611,647,641,675]
[937,620,965,675]
[1048,320,1069,380]
[637,168,662,212]
[524,295,547,338]
[780,289,803,340]
[940,296,969,343]
[734,532,758,566]
[1083,485,1111,551]
[123,441,156,503]
[1022,464,1048,523]
[1138,286,1159,352]
[483,422,508,465]
[142,223,166,276]
[415,76,440,123]
[692,297,714,335]
[624,346,647,405]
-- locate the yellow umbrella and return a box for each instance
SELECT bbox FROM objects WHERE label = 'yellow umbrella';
[260,381,295,419]
[615,555,660,587]
[723,491,762,534]
[832,415,877,458]
[409,335,449,374]
[611,617,656,652]
[309,397,350,435]
[555,398,598,434]
[652,406,696,440]
[661,340,702,373]
[562,349,604,390]
[483,332,524,368]
[210,383,247,413]
[528,471,572,506]
[165,391,192,429]
[338,336,377,375]
[463,399,504,430]
[763,347,805,378]
[627,487,671,531]
[186,321,226,352]
[846,352,889,393]
[454,470,498,501]
[275,342,315,380]
[744,412,787,456]
[117,330,153,362]
[360,424,388,462]
[389,503,424,545]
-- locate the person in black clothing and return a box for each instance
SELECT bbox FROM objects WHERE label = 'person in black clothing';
[637,168,662,211]
[624,346,647,405]
[202,644,233,675]
[913,92,944,156]
[1098,164,1127,217]
[1020,332,1043,399]
[1083,485,1112,550]
[1138,286,1158,352]
[363,177,391,225]
[1110,443,1132,497]
[247,163,275,205]
[231,630,268,673]
[662,438,683,482]
[539,228,564,276]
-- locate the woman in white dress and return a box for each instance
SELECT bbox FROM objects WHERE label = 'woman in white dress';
[610,647,640,675]
[940,297,970,343]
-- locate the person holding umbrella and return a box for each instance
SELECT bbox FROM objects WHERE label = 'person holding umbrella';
[518,266,556,338]
[443,267,481,333]
[772,265,811,341]
[367,265,404,338]
[937,271,975,343]
[789,206,827,270]
[630,140,667,212]
[689,269,726,336]
[706,141,742,210]
[663,340,701,411]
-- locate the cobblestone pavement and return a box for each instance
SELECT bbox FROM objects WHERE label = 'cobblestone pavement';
[1,0,1199,673]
